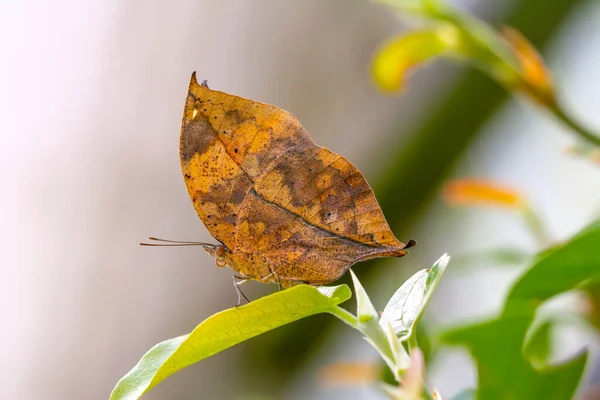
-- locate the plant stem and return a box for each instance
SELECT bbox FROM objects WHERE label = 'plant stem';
[329,306,398,375]
[407,333,419,353]
[328,306,358,329]
[550,103,600,147]
[522,205,552,248]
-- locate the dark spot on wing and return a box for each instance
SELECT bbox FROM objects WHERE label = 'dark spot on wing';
[181,114,217,161]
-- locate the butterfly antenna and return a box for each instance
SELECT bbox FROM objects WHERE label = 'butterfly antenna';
[140,237,216,248]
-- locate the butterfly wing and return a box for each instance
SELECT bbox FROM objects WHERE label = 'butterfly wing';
[180,73,312,249]
[236,147,410,284]
[181,73,411,282]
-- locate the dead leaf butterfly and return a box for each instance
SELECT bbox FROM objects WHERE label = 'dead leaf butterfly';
[152,73,415,295]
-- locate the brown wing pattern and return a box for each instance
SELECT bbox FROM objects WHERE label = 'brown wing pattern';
[180,73,410,283]
[236,147,408,283]
[180,73,310,248]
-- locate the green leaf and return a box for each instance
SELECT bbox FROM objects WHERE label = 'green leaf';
[372,27,462,92]
[110,284,351,400]
[381,254,449,340]
[443,221,600,399]
[523,319,552,368]
[348,269,397,374]
[350,269,379,323]
[504,219,600,315]
[524,310,597,368]
[380,316,411,373]
[444,315,587,400]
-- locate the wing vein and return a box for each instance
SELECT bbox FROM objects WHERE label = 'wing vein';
[306,197,376,225]
[275,170,362,243]
[277,155,343,212]
[243,105,275,159]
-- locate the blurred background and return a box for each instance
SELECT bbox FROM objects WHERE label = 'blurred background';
[2,0,599,399]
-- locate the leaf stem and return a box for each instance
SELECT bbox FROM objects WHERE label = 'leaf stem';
[407,333,419,353]
[329,306,399,374]
[549,103,600,147]
[328,306,358,329]
[522,205,552,249]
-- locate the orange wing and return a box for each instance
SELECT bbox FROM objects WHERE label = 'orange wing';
[180,73,310,248]
[235,147,411,284]
[180,73,412,283]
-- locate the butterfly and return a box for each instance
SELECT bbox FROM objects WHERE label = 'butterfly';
[153,72,415,302]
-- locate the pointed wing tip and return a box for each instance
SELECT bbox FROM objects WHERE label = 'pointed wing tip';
[189,71,209,90]
[388,238,416,258]
[404,239,417,249]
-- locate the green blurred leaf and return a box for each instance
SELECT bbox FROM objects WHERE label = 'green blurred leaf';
[525,310,598,369]
[523,319,551,368]
[504,219,600,315]
[444,315,587,400]
[443,221,600,399]
[381,254,449,340]
[372,27,462,92]
[583,279,600,331]
[238,0,590,388]
[110,285,351,400]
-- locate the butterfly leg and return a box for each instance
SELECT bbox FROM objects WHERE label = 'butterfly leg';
[276,272,282,291]
[263,267,282,291]
[232,275,250,307]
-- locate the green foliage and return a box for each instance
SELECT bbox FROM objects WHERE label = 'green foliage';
[114,2,599,397]
[443,220,600,399]
[523,318,552,367]
[372,0,600,147]
[345,257,449,399]
[381,254,448,343]
[110,285,351,400]
[343,256,448,385]
[505,219,600,312]
[368,1,600,395]
[113,220,598,399]
[112,256,451,400]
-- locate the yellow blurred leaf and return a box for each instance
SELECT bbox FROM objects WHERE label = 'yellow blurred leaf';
[443,178,524,209]
[372,26,461,92]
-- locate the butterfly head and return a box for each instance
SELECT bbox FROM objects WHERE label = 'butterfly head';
[203,244,233,268]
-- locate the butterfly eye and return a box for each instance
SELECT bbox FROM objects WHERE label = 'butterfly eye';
[216,259,227,268]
